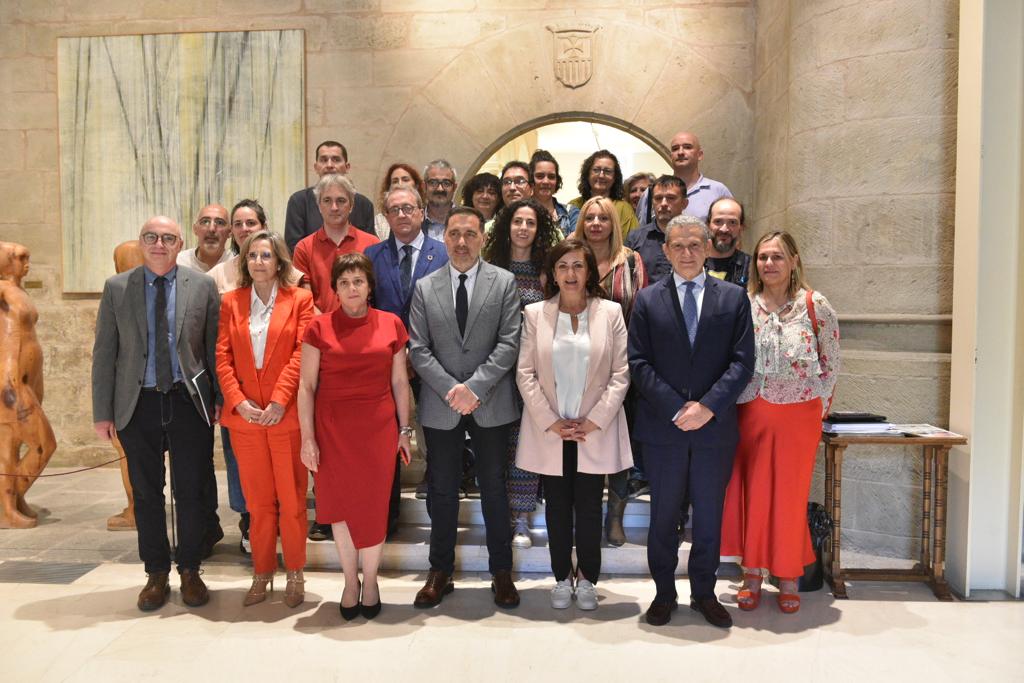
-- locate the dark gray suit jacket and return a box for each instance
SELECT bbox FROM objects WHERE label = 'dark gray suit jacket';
[91,265,221,430]
[408,259,522,430]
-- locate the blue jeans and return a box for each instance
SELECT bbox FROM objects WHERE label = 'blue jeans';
[221,426,247,514]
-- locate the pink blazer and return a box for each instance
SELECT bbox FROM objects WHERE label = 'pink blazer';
[515,296,633,476]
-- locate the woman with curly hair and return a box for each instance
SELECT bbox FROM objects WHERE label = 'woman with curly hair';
[461,172,504,223]
[482,198,560,549]
[567,150,639,237]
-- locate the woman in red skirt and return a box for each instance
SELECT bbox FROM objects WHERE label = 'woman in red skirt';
[720,231,840,614]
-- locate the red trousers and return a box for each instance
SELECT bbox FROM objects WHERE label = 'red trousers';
[721,396,822,578]
[230,428,307,574]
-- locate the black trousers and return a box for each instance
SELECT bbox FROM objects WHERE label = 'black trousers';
[424,416,512,575]
[117,386,215,574]
[541,441,605,584]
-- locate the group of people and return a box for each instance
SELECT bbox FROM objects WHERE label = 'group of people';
[90,130,840,629]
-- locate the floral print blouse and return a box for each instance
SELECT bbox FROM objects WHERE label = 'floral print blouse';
[738,288,840,413]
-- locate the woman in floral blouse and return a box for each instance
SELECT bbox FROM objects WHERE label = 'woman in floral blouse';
[720,230,840,615]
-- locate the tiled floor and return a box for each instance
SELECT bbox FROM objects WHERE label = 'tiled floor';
[2,469,1023,681]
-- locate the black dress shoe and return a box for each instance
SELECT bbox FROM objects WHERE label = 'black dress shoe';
[491,569,520,608]
[645,600,678,626]
[690,596,733,628]
[414,569,454,608]
[308,522,333,541]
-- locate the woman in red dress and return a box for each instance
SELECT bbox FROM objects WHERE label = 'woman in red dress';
[297,253,412,621]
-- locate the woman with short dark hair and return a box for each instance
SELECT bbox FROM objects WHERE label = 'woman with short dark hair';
[461,172,504,222]
[297,252,412,621]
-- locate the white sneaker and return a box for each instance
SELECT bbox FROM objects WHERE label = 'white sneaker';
[551,579,573,609]
[511,516,532,549]
[575,579,598,610]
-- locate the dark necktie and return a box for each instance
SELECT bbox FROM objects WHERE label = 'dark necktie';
[456,273,468,337]
[400,244,413,298]
[682,280,698,346]
[154,275,173,392]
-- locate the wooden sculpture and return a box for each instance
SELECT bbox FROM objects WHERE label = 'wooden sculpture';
[0,242,56,528]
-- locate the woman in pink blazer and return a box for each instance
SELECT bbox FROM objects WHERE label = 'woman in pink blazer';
[516,238,633,612]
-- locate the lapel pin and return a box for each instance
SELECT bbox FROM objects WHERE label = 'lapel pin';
[426,254,434,261]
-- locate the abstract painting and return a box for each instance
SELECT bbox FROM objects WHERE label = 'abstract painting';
[58,30,304,293]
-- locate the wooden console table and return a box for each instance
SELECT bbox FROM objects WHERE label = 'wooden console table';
[822,432,967,601]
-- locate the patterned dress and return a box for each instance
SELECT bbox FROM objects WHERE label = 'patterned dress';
[506,260,545,513]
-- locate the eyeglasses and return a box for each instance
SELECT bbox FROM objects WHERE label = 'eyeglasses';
[590,167,615,177]
[501,177,529,187]
[426,179,454,189]
[196,217,228,228]
[141,232,180,246]
[386,204,420,217]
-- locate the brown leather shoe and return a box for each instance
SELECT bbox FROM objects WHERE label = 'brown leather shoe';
[137,572,170,612]
[644,599,678,626]
[179,569,210,607]
[491,569,520,608]
[414,569,453,608]
[690,595,733,628]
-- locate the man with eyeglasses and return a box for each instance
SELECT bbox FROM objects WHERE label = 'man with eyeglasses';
[176,204,232,273]
[422,159,458,241]
[366,187,449,536]
[92,216,222,612]
[499,160,534,207]
[284,140,375,252]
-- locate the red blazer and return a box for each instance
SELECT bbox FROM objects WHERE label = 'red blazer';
[216,285,314,433]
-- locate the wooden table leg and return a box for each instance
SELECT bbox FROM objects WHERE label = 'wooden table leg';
[918,445,933,573]
[828,444,848,599]
[930,446,954,601]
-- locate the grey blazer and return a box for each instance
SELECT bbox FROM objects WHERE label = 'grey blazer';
[408,259,522,430]
[92,265,221,430]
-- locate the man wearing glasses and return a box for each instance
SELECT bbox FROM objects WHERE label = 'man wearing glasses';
[366,187,449,536]
[422,159,458,241]
[92,216,222,612]
[176,204,231,273]
[499,161,534,206]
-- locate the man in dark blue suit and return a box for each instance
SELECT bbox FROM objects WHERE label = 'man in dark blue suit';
[365,186,448,534]
[628,214,754,628]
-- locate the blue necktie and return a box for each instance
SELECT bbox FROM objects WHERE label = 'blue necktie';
[682,280,697,346]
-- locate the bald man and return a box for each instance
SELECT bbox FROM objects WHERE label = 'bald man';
[92,216,221,612]
[177,204,232,273]
[637,131,732,226]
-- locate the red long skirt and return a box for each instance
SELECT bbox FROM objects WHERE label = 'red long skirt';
[720,396,822,578]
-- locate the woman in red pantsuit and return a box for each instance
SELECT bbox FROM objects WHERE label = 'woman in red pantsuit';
[720,231,840,614]
[297,252,412,622]
[216,230,314,608]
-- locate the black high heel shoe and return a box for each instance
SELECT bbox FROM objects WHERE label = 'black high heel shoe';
[360,582,381,619]
[339,581,361,621]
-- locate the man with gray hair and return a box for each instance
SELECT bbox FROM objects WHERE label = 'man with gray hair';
[422,159,458,241]
[292,174,381,315]
[285,139,376,252]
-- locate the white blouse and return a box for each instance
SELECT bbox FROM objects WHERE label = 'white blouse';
[552,310,590,419]
[249,283,278,369]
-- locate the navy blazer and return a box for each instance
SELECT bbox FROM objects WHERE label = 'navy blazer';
[627,272,754,448]
[365,233,449,327]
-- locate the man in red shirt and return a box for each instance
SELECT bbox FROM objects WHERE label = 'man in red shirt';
[293,174,381,314]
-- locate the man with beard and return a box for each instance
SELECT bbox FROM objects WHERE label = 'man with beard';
[177,205,232,273]
[422,159,458,242]
[704,197,750,289]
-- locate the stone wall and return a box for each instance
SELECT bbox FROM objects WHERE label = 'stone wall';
[752,0,959,558]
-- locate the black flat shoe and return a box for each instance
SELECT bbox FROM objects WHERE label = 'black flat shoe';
[340,601,361,621]
[361,601,381,619]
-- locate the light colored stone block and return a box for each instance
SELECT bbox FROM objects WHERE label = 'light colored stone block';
[328,13,411,50]
[0,173,47,223]
[306,0,379,11]
[324,86,413,127]
[423,51,512,152]
[0,57,48,92]
[833,194,954,266]
[372,49,460,86]
[785,200,833,264]
[64,0,143,21]
[677,6,754,46]
[788,62,844,134]
[381,96,484,185]
[692,44,753,92]
[0,93,56,130]
[844,49,958,120]
[788,117,954,203]
[0,25,26,58]
[790,0,860,28]
[6,0,65,22]
[409,13,506,49]
[754,6,788,79]
[139,0,208,19]
[382,0,474,11]
[306,51,373,89]
[645,8,677,35]
[215,0,302,14]
[813,0,930,65]
[25,130,56,171]
[804,265,952,315]
[471,26,556,127]
[0,131,24,171]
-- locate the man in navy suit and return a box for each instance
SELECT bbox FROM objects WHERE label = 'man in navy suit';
[628,214,754,628]
[365,186,448,534]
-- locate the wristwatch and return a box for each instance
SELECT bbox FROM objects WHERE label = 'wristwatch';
[399,426,415,437]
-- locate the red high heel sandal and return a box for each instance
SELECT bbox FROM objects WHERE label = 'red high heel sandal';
[736,573,763,611]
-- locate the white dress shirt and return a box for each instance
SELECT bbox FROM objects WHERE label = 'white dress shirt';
[552,310,591,420]
[249,282,278,369]
[672,269,707,322]
[449,260,480,307]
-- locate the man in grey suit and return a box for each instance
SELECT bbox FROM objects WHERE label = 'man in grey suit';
[92,216,221,612]
[408,206,523,608]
